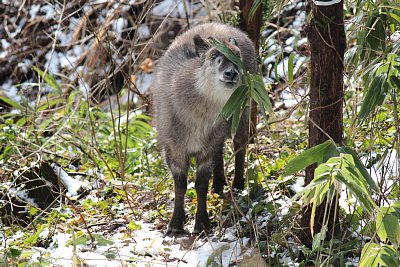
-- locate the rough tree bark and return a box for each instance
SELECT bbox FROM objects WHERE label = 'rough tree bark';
[238,0,263,138]
[300,3,346,247]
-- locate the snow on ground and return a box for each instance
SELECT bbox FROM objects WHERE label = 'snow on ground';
[29,222,257,266]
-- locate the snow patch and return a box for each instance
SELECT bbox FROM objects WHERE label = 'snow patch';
[152,0,189,18]
[1,80,21,102]
[43,221,255,266]
[29,4,41,19]
[136,73,153,93]
[137,24,151,40]
[51,164,90,197]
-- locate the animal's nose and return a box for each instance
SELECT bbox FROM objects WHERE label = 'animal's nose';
[223,68,239,82]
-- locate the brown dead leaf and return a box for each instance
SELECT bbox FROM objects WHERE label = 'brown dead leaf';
[139,58,154,73]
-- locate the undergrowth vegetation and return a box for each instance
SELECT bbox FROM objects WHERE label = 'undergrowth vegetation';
[0,0,399,266]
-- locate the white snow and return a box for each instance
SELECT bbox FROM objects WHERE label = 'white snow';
[40,4,56,20]
[10,17,26,38]
[8,187,38,207]
[29,4,41,19]
[44,51,61,75]
[137,24,151,40]
[17,59,32,74]
[1,39,11,50]
[78,78,90,98]
[280,87,306,109]
[55,29,71,46]
[1,80,21,102]
[112,18,127,39]
[40,221,258,266]
[291,11,306,28]
[275,57,289,79]
[136,73,153,93]
[151,0,188,18]
[51,163,91,197]
[289,176,304,193]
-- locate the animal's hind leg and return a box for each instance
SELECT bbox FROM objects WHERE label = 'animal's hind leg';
[165,150,189,236]
[212,145,226,195]
[194,155,213,234]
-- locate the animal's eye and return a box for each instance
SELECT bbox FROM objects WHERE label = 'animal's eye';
[229,37,237,46]
[211,53,218,60]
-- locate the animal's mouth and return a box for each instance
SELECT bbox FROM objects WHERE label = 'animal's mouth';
[223,77,239,83]
[219,80,238,89]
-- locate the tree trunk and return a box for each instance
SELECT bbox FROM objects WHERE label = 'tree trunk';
[238,0,263,139]
[300,3,346,247]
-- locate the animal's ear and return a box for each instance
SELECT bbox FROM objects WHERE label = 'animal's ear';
[193,35,209,57]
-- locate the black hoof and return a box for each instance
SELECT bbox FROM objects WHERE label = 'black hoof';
[164,227,189,237]
[192,228,210,237]
[193,220,210,237]
[211,187,224,196]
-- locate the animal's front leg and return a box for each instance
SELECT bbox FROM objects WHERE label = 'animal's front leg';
[167,173,188,236]
[165,153,189,236]
[194,156,213,235]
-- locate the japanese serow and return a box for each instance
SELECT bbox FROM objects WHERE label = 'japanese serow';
[151,22,257,235]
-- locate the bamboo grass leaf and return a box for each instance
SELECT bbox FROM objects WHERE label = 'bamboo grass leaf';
[358,73,388,125]
[284,140,336,176]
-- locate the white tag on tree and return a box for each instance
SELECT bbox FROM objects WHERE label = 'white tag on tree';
[314,0,341,6]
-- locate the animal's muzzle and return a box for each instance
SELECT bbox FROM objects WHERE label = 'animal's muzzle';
[223,68,239,83]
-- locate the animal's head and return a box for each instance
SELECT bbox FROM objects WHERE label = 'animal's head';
[193,34,242,90]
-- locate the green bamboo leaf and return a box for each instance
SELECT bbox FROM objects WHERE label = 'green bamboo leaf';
[313,156,340,183]
[337,154,376,213]
[392,201,400,218]
[33,66,61,93]
[338,146,379,192]
[376,207,400,245]
[220,85,248,120]
[230,101,244,136]
[24,224,48,245]
[390,76,400,92]
[284,140,335,176]
[208,38,245,70]
[366,15,386,52]
[360,243,399,267]
[0,96,23,110]
[251,85,270,122]
[379,246,400,267]
[37,97,63,111]
[249,0,263,21]
[389,12,400,24]
[7,247,22,259]
[358,73,388,125]
[92,234,114,246]
[336,171,375,214]
[250,74,273,114]
[288,53,295,86]
[360,242,381,267]
[65,231,90,246]
[252,91,268,123]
